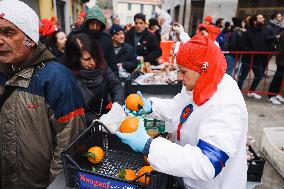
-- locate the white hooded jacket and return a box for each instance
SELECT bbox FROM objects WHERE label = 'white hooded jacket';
[148,74,248,189]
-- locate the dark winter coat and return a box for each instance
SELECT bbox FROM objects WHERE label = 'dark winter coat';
[76,66,125,124]
[227,27,245,51]
[241,25,269,62]
[115,43,138,73]
[242,26,268,52]
[276,31,284,67]
[0,44,85,188]
[265,20,283,51]
[49,46,65,63]
[125,27,162,65]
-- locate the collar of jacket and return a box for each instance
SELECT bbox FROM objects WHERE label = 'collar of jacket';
[270,19,282,27]
[116,43,127,53]
[4,43,55,88]
[130,27,149,38]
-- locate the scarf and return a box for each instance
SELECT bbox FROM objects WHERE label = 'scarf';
[78,68,104,88]
[270,19,282,27]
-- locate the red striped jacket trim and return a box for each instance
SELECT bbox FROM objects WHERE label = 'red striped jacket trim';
[57,108,85,123]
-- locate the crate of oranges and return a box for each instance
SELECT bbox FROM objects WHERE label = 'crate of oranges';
[61,120,173,189]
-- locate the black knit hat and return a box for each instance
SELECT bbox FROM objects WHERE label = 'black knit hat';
[109,24,124,36]
[149,18,159,27]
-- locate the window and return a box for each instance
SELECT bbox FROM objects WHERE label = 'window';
[140,4,144,12]
[128,3,131,10]
[152,5,155,14]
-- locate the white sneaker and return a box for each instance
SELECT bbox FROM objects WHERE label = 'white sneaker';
[275,95,284,103]
[269,96,282,105]
[247,92,262,99]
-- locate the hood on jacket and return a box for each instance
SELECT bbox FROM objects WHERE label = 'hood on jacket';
[84,5,106,31]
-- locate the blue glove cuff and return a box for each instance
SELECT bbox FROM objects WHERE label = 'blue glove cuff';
[143,138,153,155]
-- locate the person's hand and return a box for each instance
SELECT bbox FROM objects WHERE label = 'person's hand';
[137,91,152,115]
[123,91,152,116]
[172,23,184,35]
[99,102,126,134]
[115,118,150,152]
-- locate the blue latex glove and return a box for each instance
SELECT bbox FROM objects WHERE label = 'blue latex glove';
[136,91,152,115]
[115,118,150,152]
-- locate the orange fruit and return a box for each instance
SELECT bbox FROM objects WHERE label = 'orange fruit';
[138,166,154,184]
[84,146,104,164]
[125,94,144,111]
[119,116,139,133]
[118,168,137,181]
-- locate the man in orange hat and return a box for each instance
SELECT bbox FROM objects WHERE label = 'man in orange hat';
[115,35,248,188]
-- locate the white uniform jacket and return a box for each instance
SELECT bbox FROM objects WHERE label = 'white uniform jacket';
[148,74,248,189]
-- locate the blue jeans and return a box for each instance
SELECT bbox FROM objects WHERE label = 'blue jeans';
[237,55,268,90]
[225,54,235,76]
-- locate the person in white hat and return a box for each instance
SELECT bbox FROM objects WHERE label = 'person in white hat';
[0,0,86,188]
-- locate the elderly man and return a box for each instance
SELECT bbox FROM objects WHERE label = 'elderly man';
[0,0,85,188]
[115,35,248,189]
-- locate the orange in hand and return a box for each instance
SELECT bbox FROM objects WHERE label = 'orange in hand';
[125,94,144,111]
[138,166,154,184]
[84,146,104,164]
[118,168,137,181]
[119,116,139,133]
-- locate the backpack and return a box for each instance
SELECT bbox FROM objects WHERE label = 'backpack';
[222,32,232,51]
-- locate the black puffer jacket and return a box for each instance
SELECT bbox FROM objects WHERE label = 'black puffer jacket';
[125,27,162,65]
[76,66,125,124]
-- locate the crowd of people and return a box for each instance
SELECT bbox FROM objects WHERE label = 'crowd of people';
[0,0,283,188]
[212,13,284,105]
[38,9,284,105]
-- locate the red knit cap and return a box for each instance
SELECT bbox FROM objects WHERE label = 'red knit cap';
[204,16,212,23]
[176,35,227,106]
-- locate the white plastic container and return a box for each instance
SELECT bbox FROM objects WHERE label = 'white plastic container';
[260,127,284,178]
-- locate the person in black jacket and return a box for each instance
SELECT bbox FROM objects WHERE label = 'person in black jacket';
[267,31,284,105]
[110,24,138,73]
[125,13,162,65]
[265,12,283,51]
[75,5,118,76]
[223,17,245,76]
[237,13,269,99]
[65,32,125,125]
[149,18,161,42]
